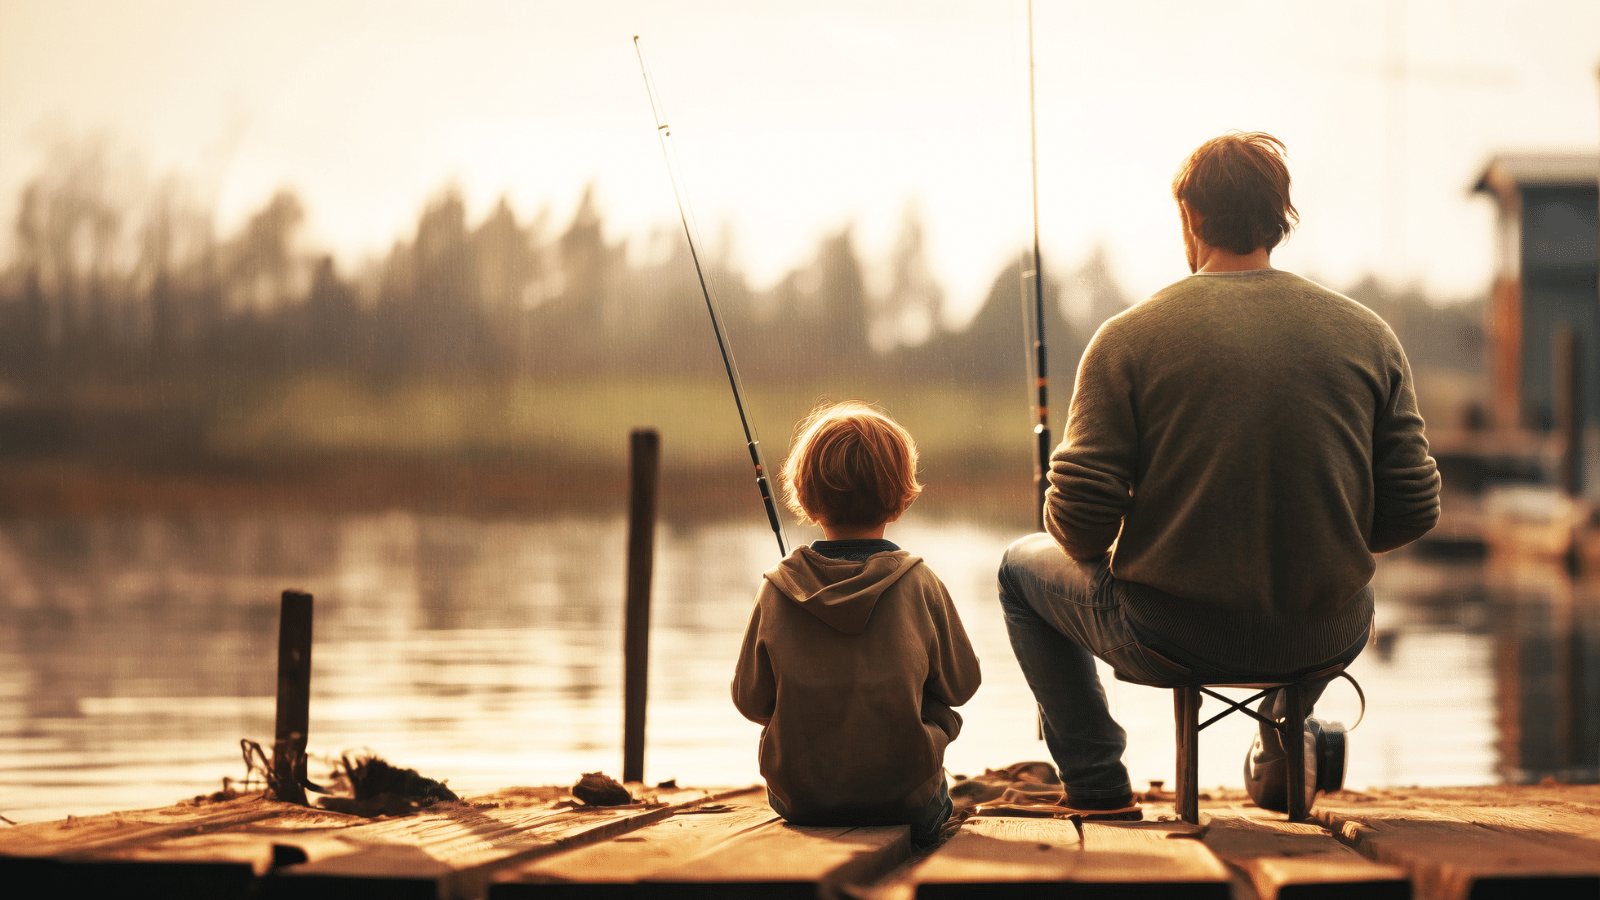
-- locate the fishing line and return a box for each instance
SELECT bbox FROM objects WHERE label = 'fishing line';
[634,36,789,558]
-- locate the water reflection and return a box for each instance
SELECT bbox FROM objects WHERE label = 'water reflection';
[1,511,1594,823]
[1484,558,1600,784]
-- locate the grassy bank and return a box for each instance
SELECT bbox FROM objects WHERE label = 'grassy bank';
[205,373,1042,471]
[5,373,1046,525]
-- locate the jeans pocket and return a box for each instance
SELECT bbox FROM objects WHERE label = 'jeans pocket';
[1103,641,1193,685]
[1045,561,1119,609]
[1134,644,1193,681]
[1046,584,1120,610]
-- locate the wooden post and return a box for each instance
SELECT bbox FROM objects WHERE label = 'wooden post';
[273,589,313,805]
[623,429,660,785]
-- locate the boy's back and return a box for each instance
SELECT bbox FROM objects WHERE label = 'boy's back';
[732,540,980,823]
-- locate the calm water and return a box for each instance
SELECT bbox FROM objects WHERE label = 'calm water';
[3,510,1596,824]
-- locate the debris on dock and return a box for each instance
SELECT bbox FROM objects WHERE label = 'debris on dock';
[234,739,461,819]
[318,753,460,818]
[570,772,634,807]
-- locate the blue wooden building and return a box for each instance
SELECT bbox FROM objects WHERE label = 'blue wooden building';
[1473,153,1600,435]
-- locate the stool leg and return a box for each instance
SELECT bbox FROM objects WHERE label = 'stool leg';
[1174,686,1200,824]
[1283,682,1309,822]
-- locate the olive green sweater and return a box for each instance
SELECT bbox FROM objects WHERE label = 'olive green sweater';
[1047,269,1440,672]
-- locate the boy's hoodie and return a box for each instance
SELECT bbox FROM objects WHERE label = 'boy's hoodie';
[732,545,981,824]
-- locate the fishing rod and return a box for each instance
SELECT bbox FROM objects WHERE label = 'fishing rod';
[634,36,789,558]
[1025,1,1051,532]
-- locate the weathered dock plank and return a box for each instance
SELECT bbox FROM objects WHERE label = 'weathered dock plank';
[0,787,750,900]
[1366,783,1600,809]
[492,788,912,899]
[641,819,909,899]
[1419,803,1600,863]
[489,789,779,896]
[1317,802,1600,900]
[905,814,1232,898]
[265,787,736,900]
[8,855,263,900]
[19,805,364,872]
[1201,807,1411,900]
[0,795,299,858]
[0,796,317,899]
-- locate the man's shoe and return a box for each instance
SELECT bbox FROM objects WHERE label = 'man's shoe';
[1244,717,1345,813]
[1308,718,1347,793]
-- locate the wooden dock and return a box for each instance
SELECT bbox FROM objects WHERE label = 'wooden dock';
[3,782,1598,899]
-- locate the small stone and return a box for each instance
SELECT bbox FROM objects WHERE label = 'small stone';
[572,772,633,806]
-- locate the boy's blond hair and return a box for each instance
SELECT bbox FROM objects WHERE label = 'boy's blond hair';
[781,401,923,529]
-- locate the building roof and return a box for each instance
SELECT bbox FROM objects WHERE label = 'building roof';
[1474,153,1599,196]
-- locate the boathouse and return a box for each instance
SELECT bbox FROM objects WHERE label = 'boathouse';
[1472,153,1600,438]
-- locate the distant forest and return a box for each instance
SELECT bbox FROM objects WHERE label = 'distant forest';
[0,133,1484,417]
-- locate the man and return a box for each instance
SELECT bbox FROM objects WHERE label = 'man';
[998,132,1440,818]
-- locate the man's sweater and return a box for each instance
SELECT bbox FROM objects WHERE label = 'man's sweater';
[1046,269,1440,673]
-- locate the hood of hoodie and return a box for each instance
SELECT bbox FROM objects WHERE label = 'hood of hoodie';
[762,546,921,635]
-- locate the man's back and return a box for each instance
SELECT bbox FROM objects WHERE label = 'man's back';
[1047,268,1439,673]
[1002,132,1435,814]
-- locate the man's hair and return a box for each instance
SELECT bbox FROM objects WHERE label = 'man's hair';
[781,400,923,529]
[1172,131,1299,255]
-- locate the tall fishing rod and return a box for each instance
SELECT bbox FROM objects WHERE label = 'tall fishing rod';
[1025,1,1051,532]
[634,36,789,558]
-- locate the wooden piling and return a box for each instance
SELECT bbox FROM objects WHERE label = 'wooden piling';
[624,429,660,785]
[272,589,313,805]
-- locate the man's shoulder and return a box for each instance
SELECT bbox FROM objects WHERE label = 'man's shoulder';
[1135,270,1388,325]
[1264,271,1398,338]
[1143,268,1326,299]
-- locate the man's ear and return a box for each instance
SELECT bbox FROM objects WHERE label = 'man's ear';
[1179,201,1201,234]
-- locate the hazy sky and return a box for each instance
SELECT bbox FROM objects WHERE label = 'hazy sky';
[2,0,1596,322]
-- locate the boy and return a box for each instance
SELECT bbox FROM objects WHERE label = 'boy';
[731,401,981,847]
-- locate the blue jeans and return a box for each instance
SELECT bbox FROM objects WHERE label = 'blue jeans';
[997,533,1364,804]
[766,777,952,848]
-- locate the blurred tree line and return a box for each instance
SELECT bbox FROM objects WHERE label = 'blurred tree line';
[0,133,1481,410]
[0,135,1091,398]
